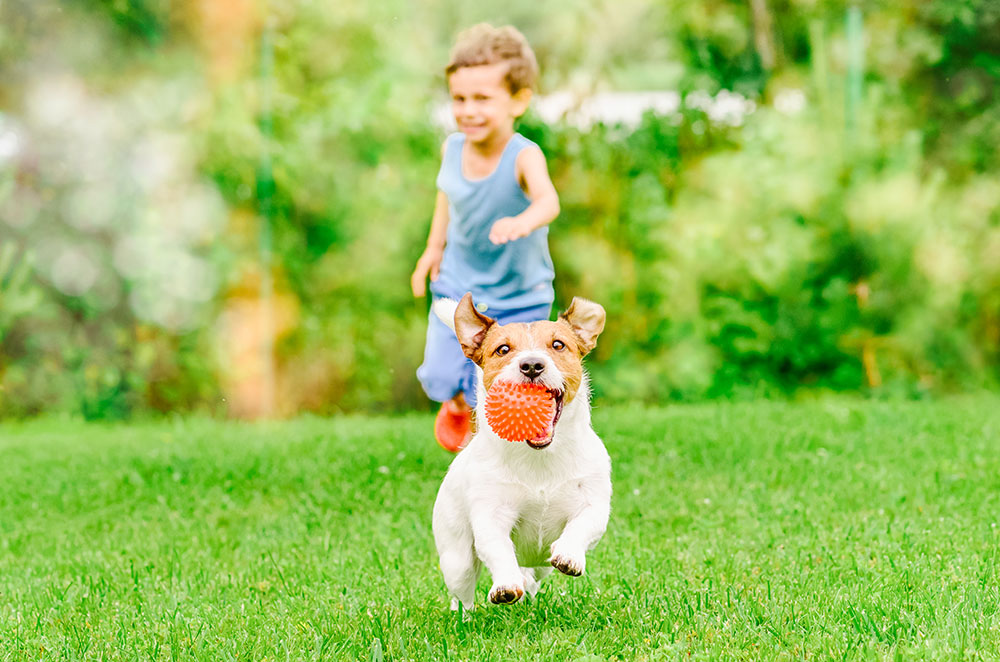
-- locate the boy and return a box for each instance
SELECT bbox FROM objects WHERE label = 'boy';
[411,23,560,452]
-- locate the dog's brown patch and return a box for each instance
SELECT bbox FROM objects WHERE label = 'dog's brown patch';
[453,293,606,409]
[488,584,524,604]
[550,554,584,576]
[479,320,585,405]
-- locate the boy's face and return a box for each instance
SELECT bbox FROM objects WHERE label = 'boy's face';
[448,64,531,146]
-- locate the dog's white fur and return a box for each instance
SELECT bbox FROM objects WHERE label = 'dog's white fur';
[431,297,461,333]
[431,296,611,610]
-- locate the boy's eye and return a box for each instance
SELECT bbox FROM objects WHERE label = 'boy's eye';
[494,344,510,356]
[552,340,566,351]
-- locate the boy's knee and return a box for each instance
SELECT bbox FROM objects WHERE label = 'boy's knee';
[417,360,478,406]
[416,366,456,403]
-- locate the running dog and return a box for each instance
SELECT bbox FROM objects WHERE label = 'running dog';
[431,292,610,611]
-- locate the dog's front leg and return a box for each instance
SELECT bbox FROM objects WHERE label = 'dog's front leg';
[549,497,610,577]
[470,506,524,604]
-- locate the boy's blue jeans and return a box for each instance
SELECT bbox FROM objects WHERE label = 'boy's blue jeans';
[417,298,553,408]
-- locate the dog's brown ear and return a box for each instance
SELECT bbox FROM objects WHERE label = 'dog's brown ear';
[454,292,495,364]
[559,297,606,356]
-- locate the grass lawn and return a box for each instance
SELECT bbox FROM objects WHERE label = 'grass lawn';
[2,397,1000,661]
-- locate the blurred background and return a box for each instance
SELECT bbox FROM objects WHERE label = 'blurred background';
[0,0,998,419]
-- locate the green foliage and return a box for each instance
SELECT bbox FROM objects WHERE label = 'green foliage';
[86,0,170,45]
[1,0,999,415]
[0,242,42,344]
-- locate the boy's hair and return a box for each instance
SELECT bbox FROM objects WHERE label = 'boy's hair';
[446,23,538,93]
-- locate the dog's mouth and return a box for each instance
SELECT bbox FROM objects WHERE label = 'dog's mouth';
[525,388,564,450]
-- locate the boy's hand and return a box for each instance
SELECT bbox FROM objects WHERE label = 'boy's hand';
[489,217,532,245]
[411,248,443,297]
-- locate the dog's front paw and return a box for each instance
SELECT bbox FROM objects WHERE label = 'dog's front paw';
[549,543,586,576]
[488,583,524,604]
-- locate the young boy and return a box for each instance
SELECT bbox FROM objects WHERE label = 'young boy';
[411,24,560,452]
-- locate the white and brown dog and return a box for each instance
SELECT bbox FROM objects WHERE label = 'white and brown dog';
[431,293,611,611]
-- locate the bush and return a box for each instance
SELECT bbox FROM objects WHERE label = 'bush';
[1,0,998,416]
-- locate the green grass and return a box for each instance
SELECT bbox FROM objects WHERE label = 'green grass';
[2,397,1000,661]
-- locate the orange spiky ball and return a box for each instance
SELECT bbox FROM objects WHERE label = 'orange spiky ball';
[484,381,555,442]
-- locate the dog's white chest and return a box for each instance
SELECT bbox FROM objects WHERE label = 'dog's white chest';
[508,482,586,566]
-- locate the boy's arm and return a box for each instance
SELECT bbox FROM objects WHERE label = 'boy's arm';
[489,146,560,245]
[411,189,450,298]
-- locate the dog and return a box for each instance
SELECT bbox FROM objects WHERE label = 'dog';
[431,292,611,611]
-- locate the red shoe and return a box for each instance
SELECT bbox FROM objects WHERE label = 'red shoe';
[435,400,472,453]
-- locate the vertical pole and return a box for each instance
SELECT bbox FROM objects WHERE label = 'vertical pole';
[256,15,276,417]
[845,4,864,137]
[750,0,777,71]
[808,20,830,128]
[845,4,875,388]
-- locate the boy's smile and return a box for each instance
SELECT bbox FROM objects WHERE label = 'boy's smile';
[449,64,531,149]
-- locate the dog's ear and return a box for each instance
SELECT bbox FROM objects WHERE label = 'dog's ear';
[559,297,606,356]
[454,293,495,363]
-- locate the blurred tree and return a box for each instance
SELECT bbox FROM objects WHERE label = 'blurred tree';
[0,0,998,416]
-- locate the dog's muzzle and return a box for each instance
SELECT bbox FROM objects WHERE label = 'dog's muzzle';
[525,388,565,450]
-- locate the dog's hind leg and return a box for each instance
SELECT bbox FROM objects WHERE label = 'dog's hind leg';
[521,566,553,599]
[440,545,480,613]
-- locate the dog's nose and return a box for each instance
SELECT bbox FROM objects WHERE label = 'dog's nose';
[519,360,545,379]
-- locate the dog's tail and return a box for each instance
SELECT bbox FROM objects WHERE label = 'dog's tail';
[432,297,459,334]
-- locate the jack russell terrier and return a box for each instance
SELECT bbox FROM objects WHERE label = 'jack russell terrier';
[431,293,611,611]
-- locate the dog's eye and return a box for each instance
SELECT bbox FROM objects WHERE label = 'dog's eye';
[552,339,566,351]
[494,344,510,356]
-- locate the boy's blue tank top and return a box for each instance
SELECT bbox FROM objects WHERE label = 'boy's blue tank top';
[431,132,555,311]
